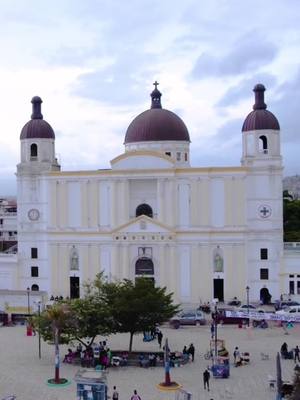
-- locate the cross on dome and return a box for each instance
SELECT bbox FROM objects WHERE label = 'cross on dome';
[150,80,162,109]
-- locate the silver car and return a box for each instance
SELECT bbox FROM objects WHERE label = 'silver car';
[170,310,206,328]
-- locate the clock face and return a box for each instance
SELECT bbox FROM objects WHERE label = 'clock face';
[28,208,40,221]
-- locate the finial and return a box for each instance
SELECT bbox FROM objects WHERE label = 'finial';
[253,84,267,110]
[150,81,162,109]
[31,96,43,119]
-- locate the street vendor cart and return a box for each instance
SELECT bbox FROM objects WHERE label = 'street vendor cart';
[210,339,230,378]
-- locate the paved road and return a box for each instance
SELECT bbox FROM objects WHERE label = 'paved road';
[0,323,299,400]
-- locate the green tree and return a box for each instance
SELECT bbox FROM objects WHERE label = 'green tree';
[35,303,73,383]
[283,197,300,242]
[67,277,116,347]
[33,273,116,349]
[105,277,179,352]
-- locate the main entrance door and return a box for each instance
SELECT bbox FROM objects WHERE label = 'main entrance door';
[213,279,224,302]
[70,276,80,299]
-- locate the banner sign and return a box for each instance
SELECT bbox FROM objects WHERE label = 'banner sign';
[225,310,300,323]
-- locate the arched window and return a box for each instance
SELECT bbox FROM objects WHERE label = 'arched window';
[213,248,224,273]
[70,246,79,270]
[135,258,154,275]
[136,204,153,218]
[30,143,38,159]
[259,135,268,154]
[31,284,39,291]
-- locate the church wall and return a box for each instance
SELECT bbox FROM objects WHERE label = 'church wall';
[88,181,98,228]
[190,180,199,227]
[224,244,246,301]
[210,178,224,227]
[178,182,190,227]
[99,181,111,227]
[67,182,81,227]
[198,179,210,226]
[178,245,191,301]
[100,246,111,280]
[129,179,157,219]
[197,245,212,302]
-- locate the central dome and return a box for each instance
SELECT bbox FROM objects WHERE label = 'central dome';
[124,83,190,144]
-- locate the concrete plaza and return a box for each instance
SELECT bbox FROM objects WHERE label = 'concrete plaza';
[0,323,299,400]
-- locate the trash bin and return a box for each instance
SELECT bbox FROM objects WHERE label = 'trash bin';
[26,326,32,336]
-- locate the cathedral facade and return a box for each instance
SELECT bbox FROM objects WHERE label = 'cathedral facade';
[15,83,284,305]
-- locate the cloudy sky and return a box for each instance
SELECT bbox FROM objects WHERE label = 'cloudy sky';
[1,0,300,194]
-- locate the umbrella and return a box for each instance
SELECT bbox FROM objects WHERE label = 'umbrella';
[276,351,282,400]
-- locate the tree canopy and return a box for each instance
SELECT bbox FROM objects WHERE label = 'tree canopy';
[283,195,300,242]
[32,274,179,352]
[103,277,180,351]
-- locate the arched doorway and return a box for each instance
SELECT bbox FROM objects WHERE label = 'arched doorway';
[260,287,271,304]
[135,257,154,284]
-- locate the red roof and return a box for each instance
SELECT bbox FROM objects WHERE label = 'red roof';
[20,96,55,140]
[242,84,280,132]
[20,119,55,140]
[125,108,190,143]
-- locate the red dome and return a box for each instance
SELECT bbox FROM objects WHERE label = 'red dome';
[124,83,190,144]
[124,108,190,143]
[20,96,55,140]
[242,84,280,132]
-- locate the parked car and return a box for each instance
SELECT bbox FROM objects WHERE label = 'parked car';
[274,300,300,311]
[227,299,241,307]
[216,309,246,325]
[216,308,265,326]
[170,310,206,328]
[275,305,300,316]
[237,304,258,310]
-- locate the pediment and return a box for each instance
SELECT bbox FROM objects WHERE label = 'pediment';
[110,150,175,170]
[113,215,173,234]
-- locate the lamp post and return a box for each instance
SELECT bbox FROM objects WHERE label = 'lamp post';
[38,301,41,359]
[213,299,218,359]
[246,286,250,327]
[26,287,30,315]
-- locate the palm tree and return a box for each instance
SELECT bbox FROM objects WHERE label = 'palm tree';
[45,303,71,384]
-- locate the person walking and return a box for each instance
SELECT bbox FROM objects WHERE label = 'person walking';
[112,386,119,400]
[295,345,300,363]
[233,347,240,365]
[131,389,141,400]
[203,368,210,391]
[210,322,215,339]
[157,330,163,348]
[188,343,195,362]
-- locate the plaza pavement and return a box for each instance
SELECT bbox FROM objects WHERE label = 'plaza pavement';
[0,323,300,400]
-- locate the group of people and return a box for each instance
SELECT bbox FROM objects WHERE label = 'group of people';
[143,326,163,348]
[111,387,142,400]
[138,353,158,367]
[281,342,300,362]
[182,343,195,362]
[63,340,123,369]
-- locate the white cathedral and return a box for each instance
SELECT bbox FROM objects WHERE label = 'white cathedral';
[9,82,290,306]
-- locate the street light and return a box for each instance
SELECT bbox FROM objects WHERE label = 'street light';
[37,301,41,359]
[26,287,30,315]
[212,298,219,359]
[246,286,250,327]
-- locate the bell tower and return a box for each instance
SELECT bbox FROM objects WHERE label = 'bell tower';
[16,96,60,293]
[241,84,283,303]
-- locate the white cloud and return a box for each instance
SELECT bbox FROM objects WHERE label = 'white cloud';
[0,0,300,194]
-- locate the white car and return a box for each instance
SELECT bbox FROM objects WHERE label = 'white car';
[275,306,300,316]
[235,304,265,314]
